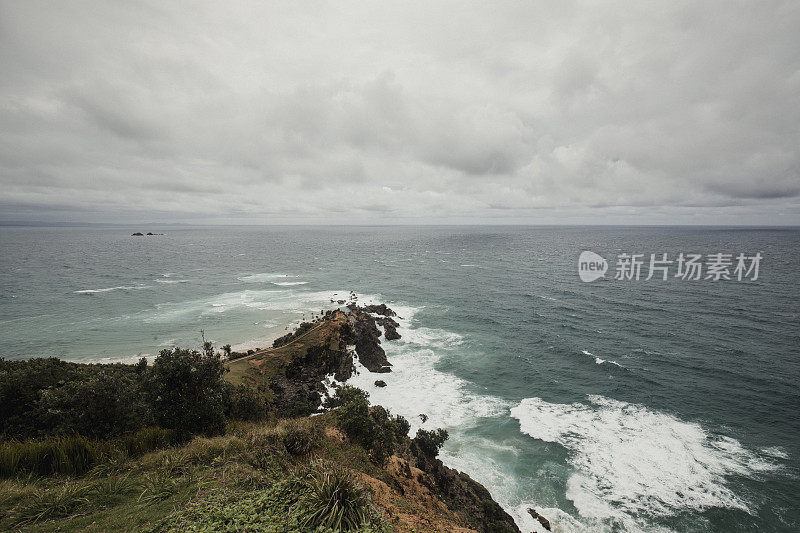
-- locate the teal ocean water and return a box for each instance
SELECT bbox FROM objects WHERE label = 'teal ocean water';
[1,226,798,532]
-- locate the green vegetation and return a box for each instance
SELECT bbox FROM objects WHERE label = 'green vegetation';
[296,460,382,531]
[0,349,266,441]
[413,428,449,458]
[0,416,394,532]
[0,428,187,477]
[325,386,410,464]
[0,348,265,478]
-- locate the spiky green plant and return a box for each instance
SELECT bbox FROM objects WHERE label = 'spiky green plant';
[11,482,92,525]
[296,461,375,531]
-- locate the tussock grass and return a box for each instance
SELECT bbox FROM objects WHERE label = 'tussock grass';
[0,436,95,477]
[0,427,188,478]
[295,459,378,531]
[11,481,93,525]
[280,418,323,456]
[122,427,187,457]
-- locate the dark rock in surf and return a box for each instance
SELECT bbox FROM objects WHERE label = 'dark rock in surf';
[527,508,551,531]
[345,307,392,373]
[362,303,397,317]
[376,316,401,340]
[374,380,387,387]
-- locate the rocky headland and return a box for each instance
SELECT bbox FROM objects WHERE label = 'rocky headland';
[226,302,521,533]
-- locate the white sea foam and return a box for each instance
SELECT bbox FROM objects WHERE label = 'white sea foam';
[272,281,308,286]
[155,279,189,284]
[760,446,789,459]
[510,395,781,525]
[582,349,621,367]
[238,273,298,282]
[95,353,155,364]
[345,302,506,433]
[74,285,151,294]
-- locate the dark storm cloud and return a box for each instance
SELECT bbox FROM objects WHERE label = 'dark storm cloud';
[0,0,798,224]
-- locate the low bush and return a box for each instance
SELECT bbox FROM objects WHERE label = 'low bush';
[121,427,188,457]
[224,384,267,421]
[1,347,261,443]
[326,386,410,464]
[413,428,448,458]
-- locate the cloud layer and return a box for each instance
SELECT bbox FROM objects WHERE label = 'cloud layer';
[1,1,799,224]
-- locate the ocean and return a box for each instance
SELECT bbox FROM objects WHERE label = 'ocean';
[1,225,798,532]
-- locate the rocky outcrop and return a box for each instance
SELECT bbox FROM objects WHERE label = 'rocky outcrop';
[376,316,401,340]
[405,440,520,533]
[345,307,392,373]
[362,303,397,317]
[250,304,404,415]
[527,508,551,531]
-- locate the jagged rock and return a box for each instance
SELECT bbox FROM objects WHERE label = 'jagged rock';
[362,303,397,317]
[527,509,551,531]
[374,380,387,387]
[419,413,428,423]
[346,308,392,373]
[131,232,144,236]
[408,440,521,533]
[376,316,401,340]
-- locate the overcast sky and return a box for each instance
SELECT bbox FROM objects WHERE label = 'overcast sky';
[1,1,799,225]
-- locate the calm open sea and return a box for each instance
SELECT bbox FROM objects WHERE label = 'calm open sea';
[1,225,798,532]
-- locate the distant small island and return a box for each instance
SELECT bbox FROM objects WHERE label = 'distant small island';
[131,232,164,236]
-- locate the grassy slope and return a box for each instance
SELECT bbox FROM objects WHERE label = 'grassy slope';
[0,415,474,533]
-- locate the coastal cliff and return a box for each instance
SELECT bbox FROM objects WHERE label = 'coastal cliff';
[225,304,520,533]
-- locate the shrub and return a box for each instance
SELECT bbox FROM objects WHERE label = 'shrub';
[146,348,228,435]
[36,370,152,438]
[224,384,267,421]
[413,428,448,458]
[389,414,410,439]
[323,385,370,410]
[327,386,408,464]
[296,461,376,531]
[0,357,143,439]
[288,400,316,417]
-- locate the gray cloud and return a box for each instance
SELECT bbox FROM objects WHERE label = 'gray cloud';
[0,0,799,225]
